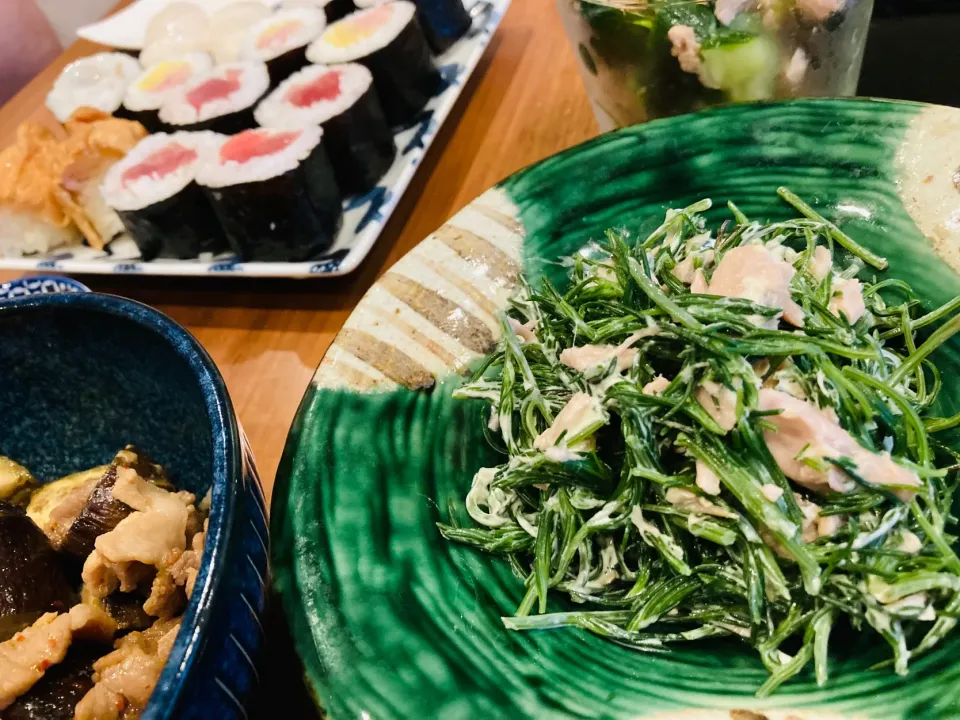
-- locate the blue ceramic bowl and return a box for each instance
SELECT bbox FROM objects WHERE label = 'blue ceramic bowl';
[0,289,268,720]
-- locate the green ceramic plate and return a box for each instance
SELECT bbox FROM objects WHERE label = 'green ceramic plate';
[271,98,960,719]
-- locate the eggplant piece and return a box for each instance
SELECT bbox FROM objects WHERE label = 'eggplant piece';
[0,642,102,720]
[26,467,108,545]
[58,447,169,559]
[0,503,75,641]
[0,458,37,507]
[104,592,154,634]
[81,588,153,634]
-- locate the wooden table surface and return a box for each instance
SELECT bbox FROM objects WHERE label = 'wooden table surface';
[0,0,598,505]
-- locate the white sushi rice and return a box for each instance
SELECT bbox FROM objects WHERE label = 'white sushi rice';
[254,63,372,128]
[159,61,270,127]
[124,52,214,113]
[46,53,141,123]
[306,1,416,64]
[100,132,213,212]
[282,0,348,7]
[240,7,327,62]
[209,2,273,64]
[353,0,387,6]
[197,126,323,188]
[0,209,81,257]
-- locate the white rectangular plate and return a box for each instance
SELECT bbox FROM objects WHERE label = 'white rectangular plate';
[5,0,509,279]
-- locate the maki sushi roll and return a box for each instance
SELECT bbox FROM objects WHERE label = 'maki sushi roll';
[208,1,272,64]
[46,53,141,123]
[122,52,213,133]
[100,132,226,260]
[197,127,342,262]
[255,63,396,195]
[306,1,440,126]
[356,0,471,54]
[240,7,327,87]
[159,61,269,134]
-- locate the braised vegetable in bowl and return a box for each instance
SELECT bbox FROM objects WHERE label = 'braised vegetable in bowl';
[558,0,874,128]
[0,447,209,718]
[441,189,960,696]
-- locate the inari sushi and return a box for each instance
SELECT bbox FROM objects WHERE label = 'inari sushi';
[159,61,269,134]
[46,53,141,123]
[356,0,470,54]
[306,1,440,126]
[240,7,327,87]
[197,127,342,262]
[255,63,396,195]
[100,132,226,260]
[122,52,214,132]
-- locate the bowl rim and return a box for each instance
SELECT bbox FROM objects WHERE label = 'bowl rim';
[0,291,243,719]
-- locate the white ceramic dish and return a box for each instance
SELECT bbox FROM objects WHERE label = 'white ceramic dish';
[6,0,508,279]
[78,0,283,50]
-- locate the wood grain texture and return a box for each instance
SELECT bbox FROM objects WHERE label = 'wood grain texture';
[0,0,598,501]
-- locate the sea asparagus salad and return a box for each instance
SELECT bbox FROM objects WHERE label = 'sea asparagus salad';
[439,188,960,696]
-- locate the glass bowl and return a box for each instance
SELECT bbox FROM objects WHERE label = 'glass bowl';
[558,0,875,130]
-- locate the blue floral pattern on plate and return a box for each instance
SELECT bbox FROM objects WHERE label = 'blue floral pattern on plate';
[0,276,89,301]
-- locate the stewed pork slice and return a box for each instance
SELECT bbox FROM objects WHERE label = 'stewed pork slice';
[758,389,922,500]
[0,612,73,710]
[69,602,119,643]
[707,245,805,328]
[144,520,207,618]
[0,599,126,710]
[74,617,181,720]
[82,467,196,599]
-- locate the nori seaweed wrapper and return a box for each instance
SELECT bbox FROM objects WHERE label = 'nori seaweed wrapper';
[265,47,311,88]
[119,106,165,134]
[111,104,139,124]
[58,447,169,559]
[0,503,75,642]
[169,106,260,135]
[415,0,471,54]
[360,14,441,126]
[117,182,227,261]
[322,84,397,195]
[324,0,356,22]
[0,643,102,720]
[204,143,343,262]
